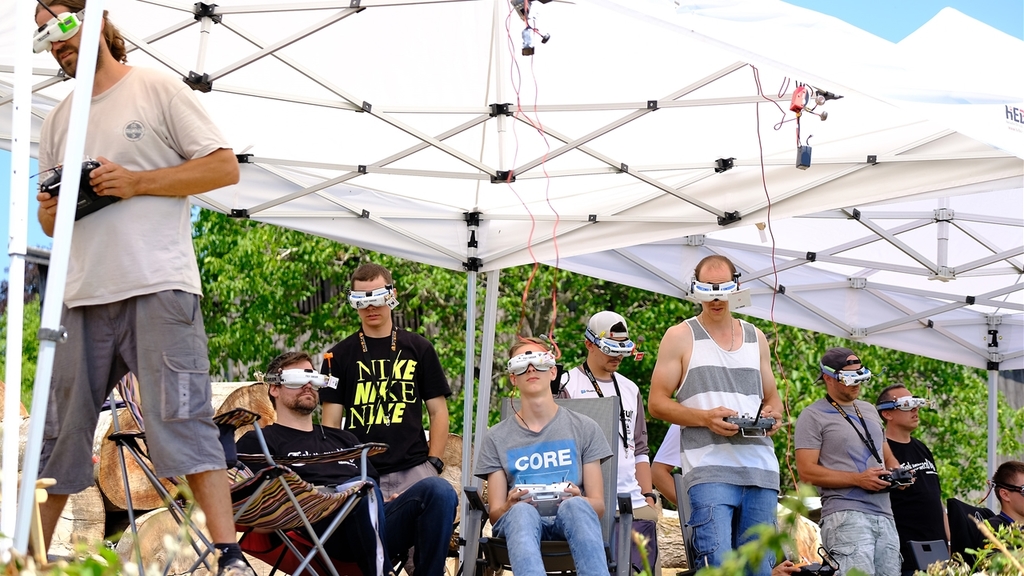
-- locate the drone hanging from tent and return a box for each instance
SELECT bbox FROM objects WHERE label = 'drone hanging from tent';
[513,0,553,56]
[789,83,842,169]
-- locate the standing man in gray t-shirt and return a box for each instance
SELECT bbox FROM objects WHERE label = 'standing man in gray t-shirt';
[33,2,245,574]
[795,348,904,576]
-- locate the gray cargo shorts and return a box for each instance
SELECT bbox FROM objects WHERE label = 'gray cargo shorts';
[39,290,225,493]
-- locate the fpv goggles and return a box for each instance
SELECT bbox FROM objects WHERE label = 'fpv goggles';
[264,368,339,390]
[34,11,83,54]
[689,278,739,303]
[507,350,557,375]
[348,285,398,310]
[820,364,872,386]
[584,328,634,357]
[876,396,933,412]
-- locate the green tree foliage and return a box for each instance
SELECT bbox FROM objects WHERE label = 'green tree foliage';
[192,209,1023,501]
[0,297,41,409]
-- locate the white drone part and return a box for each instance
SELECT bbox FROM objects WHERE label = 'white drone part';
[34,12,83,54]
[584,328,634,357]
[821,365,872,386]
[266,368,338,389]
[878,396,933,412]
[348,285,399,310]
[688,278,739,303]
[507,350,557,375]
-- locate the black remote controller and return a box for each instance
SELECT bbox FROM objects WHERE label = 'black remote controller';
[40,160,119,220]
[723,414,777,437]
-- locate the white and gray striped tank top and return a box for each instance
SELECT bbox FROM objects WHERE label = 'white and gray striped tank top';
[676,317,780,491]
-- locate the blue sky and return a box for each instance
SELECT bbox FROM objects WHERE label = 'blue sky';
[2,0,1022,281]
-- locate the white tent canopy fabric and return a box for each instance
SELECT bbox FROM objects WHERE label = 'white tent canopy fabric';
[2,0,1021,274]
[559,183,1024,371]
[3,0,1023,555]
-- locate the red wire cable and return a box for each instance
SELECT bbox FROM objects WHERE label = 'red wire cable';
[752,65,798,491]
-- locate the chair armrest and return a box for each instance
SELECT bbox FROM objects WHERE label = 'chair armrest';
[465,486,487,512]
[615,492,634,576]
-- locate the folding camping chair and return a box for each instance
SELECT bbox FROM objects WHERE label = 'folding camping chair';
[462,396,633,576]
[947,497,996,567]
[909,539,951,572]
[233,420,389,576]
[106,374,260,576]
[672,473,699,576]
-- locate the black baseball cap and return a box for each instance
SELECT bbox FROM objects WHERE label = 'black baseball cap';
[816,347,861,382]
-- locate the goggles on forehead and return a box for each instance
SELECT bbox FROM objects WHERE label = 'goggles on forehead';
[689,278,739,302]
[348,285,398,310]
[507,350,557,375]
[876,396,933,412]
[34,11,83,54]
[821,364,872,386]
[584,328,635,357]
[265,368,338,390]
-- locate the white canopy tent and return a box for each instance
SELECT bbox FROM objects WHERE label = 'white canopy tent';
[3,0,1022,555]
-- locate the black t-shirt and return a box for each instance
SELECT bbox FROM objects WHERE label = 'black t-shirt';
[888,436,946,571]
[320,329,451,474]
[236,423,379,486]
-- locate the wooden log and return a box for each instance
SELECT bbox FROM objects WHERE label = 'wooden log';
[115,507,213,576]
[215,382,275,440]
[98,408,177,512]
[48,485,105,558]
[0,379,29,419]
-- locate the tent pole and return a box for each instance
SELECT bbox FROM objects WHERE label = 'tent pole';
[13,0,106,553]
[459,267,477,548]
[474,269,501,476]
[1,0,36,553]
[987,368,998,511]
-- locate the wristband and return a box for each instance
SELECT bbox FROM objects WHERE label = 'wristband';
[643,492,657,502]
[427,456,445,474]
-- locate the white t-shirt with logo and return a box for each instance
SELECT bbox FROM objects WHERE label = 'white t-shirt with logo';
[561,366,651,508]
[39,66,230,307]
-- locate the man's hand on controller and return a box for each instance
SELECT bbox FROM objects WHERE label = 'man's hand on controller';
[90,156,141,199]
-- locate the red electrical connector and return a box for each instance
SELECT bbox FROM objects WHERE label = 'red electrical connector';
[790,85,808,113]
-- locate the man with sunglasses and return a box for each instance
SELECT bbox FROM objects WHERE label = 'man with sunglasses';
[989,461,1024,530]
[558,311,658,571]
[237,352,457,576]
[877,384,948,576]
[796,348,904,576]
[320,263,452,500]
[649,255,782,576]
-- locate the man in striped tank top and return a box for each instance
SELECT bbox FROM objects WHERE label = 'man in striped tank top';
[649,255,783,576]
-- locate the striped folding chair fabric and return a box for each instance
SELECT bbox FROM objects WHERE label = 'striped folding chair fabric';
[106,392,263,576]
[232,431,389,576]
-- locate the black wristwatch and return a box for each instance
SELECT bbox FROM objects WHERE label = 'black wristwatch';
[643,492,657,503]
[427,456,445,474]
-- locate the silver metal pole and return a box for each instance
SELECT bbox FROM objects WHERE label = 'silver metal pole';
[1,0,36,553]
[473,269,501,477]
[14,0,107,552]
[458,268,477,566]
[987,368,998,511]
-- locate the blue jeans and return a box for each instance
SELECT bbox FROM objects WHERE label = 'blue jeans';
[384,476,458,575]
[493,496,607,576]
[686,483,778,576]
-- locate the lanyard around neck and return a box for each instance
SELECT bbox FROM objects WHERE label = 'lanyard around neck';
[581,363,629,451]
[826,394,883,466]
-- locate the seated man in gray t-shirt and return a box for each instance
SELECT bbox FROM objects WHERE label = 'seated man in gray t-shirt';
[474,337,612,576]
[795,347,904,576]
